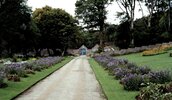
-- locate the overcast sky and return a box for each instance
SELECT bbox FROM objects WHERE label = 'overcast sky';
[27,0,148,24]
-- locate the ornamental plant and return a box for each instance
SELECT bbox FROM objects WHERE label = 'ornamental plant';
[114,67,131,79]
[148,71,172,84]
[4,63,27,77]
[120,74,149,91]
[136,83,172,100]
[142,44,172,56]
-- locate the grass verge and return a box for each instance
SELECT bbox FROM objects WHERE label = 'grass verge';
[89,58,138,100]
[0,57,73,100]
[117,50,172,71]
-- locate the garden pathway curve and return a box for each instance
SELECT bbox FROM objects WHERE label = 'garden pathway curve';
[15,56,106,100]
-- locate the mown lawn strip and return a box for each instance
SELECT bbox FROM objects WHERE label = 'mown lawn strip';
[89,58,138,100]
[0,57,73,100]
[117,50,172,71]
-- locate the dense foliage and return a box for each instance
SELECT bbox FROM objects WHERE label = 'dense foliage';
[136,83,172,100]
[0,0,40,57]
[33,6,79,56]
[75,0,113,46]
[0,1,79,57]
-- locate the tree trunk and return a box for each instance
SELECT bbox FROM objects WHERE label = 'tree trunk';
[99,32,103,46]
[35,48,41,57]
[48,49,53,56]
[61,49,66,56]
[130,7,135,47]
[148,15,151,28]
[130,20,134,47]
[168,0,171,33]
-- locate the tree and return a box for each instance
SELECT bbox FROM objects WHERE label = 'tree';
[0,0,33,57]
[139,0,169,28]
[145,0,158,27]
[105,24,118,43]
[75,0,113,46]
[33,6,78,56]
[168,0,171,33]
[115,0,136,46]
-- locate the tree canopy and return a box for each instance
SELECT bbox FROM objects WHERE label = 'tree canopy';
[75,0,113,45]
[33,6,79,56]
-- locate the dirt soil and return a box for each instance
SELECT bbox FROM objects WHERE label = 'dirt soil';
[15,56,106,100]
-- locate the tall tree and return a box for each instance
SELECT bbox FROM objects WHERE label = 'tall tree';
[75,0,113,46]
[168,0,171,33]
[116,0,136,46]
[0,0,33,57]
[33,6,78,56]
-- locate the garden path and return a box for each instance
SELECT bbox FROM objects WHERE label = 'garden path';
[15,56,106,100]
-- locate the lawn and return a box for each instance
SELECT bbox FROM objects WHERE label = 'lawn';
[89,58,138,100]
[0,57,72,100]
[116,50,172,71]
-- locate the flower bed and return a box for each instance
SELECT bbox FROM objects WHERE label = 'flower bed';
[0,56,63,88]
[94,55,172,91]
[142,44,172,56]
[102,42,172,56]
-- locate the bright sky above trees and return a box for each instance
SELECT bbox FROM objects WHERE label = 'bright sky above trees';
[27,0,148,24]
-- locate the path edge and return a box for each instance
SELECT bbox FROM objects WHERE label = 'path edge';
[11,57,73,100]
[88,58,108,100]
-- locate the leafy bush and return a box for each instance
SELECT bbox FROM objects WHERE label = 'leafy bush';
[23,62,34,70]
[4,64,27,77]
[148,71,172,84]
[120,74,149,91]
[126,63,137,69]
[136,83,172,100]
[135,66,151,75]
[142,44,172,56]
[32,64,42,71]
[114,68,131,79]
[25,69,35,74]
[7,74,20,82]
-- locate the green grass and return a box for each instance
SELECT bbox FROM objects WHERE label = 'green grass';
[89,58,138,100]
[117,50,172,71]
[0,57,72,100]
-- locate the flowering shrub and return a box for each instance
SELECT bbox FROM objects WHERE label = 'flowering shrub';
[142,44,172,56]
[135,66,151,75]
[114,68,131,79]
[136,83,172,100]
[148,71,172,84]
[120,74,149,91]
[94,55,127,67]
[4,63,27,78]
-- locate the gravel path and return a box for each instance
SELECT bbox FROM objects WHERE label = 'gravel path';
[15,56,106,100]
